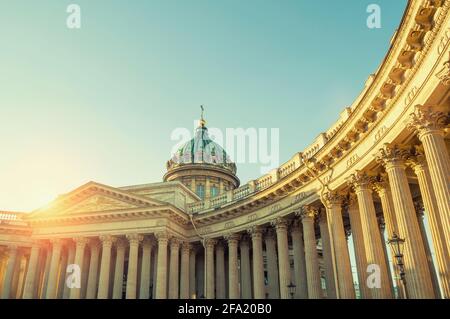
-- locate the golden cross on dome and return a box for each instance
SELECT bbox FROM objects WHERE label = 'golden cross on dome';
[199,105,206,127]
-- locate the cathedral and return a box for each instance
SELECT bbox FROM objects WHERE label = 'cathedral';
[1,0,450,299]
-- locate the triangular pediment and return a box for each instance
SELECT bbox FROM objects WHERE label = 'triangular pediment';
[29,181,167,218]
[62,193,138,214]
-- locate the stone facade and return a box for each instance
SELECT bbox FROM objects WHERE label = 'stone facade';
[1,0,450,299]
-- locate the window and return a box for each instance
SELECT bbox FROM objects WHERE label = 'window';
[196,184,205,199]
[211,185,218,197]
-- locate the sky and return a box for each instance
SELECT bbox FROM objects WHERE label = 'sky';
[0,0,408,212]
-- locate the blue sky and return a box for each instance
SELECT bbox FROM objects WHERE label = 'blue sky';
[0,0,407,211]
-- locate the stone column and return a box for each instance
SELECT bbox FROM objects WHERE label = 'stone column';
[23,243,40,299]
[321,192,355,299]
[415,204,442,299]
[155,232,169,299]
[215,241,226,299]
[345,194,370,299]
[125,234,143,299]
[41,246,52,298]
[189,246,196,299]
[248,226,265,299]
[68,238,87,299]
[264,229,280,299]
[373,176,404,298]
[239,236,252,298]
[347,171,392,299]
[300,207,322,299]
[63,242,75,299]
[45,239,63,299]
[271,218,291,299]
[205,238,217,299]
[112,238,126,299]
[408,106,450,249]
[97,236,114,299]
[290,219,308,299]
[140,237,154,299]
[407,149,450,298]
[180,242,191,299]
[168,237,180,299]
[85,240,101,299]
[57,247,68,299]
[377,217,395,296]
[318,211,337,299]
[225,234,240,299]
[376,144,434,298]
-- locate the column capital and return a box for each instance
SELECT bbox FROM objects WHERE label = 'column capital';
[224,233,241,244]
[49,238,63,246]
[126,234,144,245]
[114,238,127,249]
[72,237,90,247]
[170,237,181,248]
[247,226,264,239]
[406,105,448,139]
[405,145,428,174]
[155,231,171,243]
[321,191,344,208]
[181,241,192,252]
[270,217,289,230]
[299,204,319,220]
[372,173,391,197]
[375,143,409,169]
[99,235,116,247]
[204,238,217,248]
[290,218,303,232]
[346,170,375,192]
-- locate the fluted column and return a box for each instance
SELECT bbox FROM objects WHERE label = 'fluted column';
[407,149,450,298]
[180,242,191,299]
[155,232,170,299]
[63,242,75,299]
[321,192,355,299]
[225,234,240,299]
[56,246,68,299]
[345,194,370,299]
[97,236,114,299]
[264,229,279,299]
[408,106,450,249]
[22,243,40,299]
[300,207,322,299]
[248,226,265,299]
[215,241,226,299]
[45,239,63,299]
[347,171,392,299]
[376,144,434,298]
[271,218,290,299]
[140,237,154,299]
[41,246,52,298]
[205,238,217,299]
[318,212,336,299]
[69,238,88,299]
[189,246,196,299]
[290,219,308,299]
[168,237,180,299]
[373,177,404,298]
[125,234,143,299]
[85,240,100,299]
[239,236,252,298]
[415,204,442,299]
[112,238,126,299]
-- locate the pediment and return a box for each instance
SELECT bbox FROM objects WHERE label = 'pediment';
[62,193,138,214]
[29,181,167,218]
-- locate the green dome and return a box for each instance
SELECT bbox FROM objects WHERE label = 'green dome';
[167,125,236,174]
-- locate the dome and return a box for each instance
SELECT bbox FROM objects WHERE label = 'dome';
[167,123,237,174]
